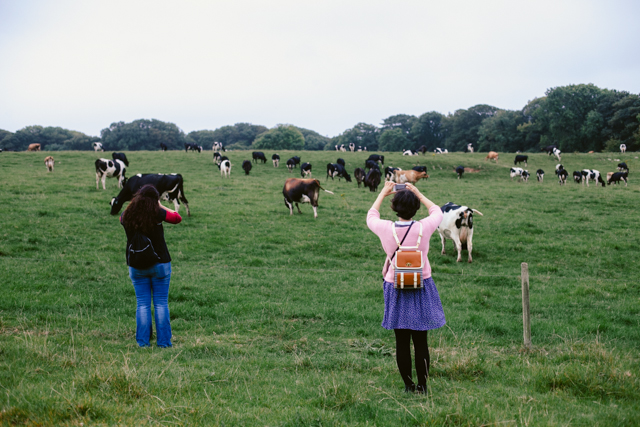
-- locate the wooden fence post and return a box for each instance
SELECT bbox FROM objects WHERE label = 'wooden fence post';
[521,262,531,349]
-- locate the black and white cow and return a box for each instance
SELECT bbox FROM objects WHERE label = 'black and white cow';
[287,158,296,172]
[354,167,366,188]
[291,156,301,168]
[112,152,129,167]
[434,147,448,154]
[95,158,126,190]
[385,166,401,182]
[437,202,484,263]
[365,159,379,171]
[272,153,280,167]
[557,169,568,185]
[412,166,427,173]
[510,167,524,181]
[608,172,628,186]
[301,162,312,178]
[283,178,334,219]
[536,169,544,182]
[367,154,384,165]
[521,170,530,182]
[185,143,202,153]
[218,159,231,178]
[620,144,627,153]
[337,158,345,167]
[465,143,474,153]
[110,173,190,216]
[349,143,355,152]
[326,163,351,181]
[456,166,464,179]
[212,141,225,152]
[252,151,267,163]
[402,149,418,156]
[213,152,222,164]
[364,168,381,192]
[581,169,606,187]
[340,144,346,152]
[541,145,557,155]
[618,162,628,172]
[514,155,528,166]
[572,171,583,183]
[160,143,168,151]
[93,142,104,152]
[242,160,252,175]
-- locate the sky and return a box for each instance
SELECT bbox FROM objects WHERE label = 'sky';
[1,0,639,138]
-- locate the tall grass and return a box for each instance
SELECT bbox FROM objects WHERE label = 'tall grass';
[1,150,639,426]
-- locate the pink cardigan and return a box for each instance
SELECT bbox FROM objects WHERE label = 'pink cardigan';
[367,206,443,283]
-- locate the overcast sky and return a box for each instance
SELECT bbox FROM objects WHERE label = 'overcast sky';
[1,0,639,138]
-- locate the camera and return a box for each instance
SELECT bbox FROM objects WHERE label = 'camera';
[393,184,406,192]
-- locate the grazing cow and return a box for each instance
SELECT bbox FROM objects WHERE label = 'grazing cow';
[160,143,168,151]
[291,156,301,167]
[367,154,384,165]
[434,147,447,154]
[242,160,252,175]
[93,142,104,152]
[213,152,222,164]
[402,149,418,156]
[218,159,231,178]
[212,141,225,152]
[620,144,627,153]
[557,169,568,185]
[618,162,628,172]
[437,202,484,263]
[357,146,363,152]
[335,145,339,151]
[417,145,428,155]
[44,156,54,172]
[110,173,190,216]
[385,166,401,182]
[514,155,528,166]
[354,167,366,188]
[510,167,524,181]
[272,153,280,167]
[95,158,126,190]
[287,158,296,172]
[185,143,202,153]
[573,171,583,183]
[364,168,382,192]
[252,151,267,163]
[394,170,429,184]
[456,166,464,179]
[112,152,129,167]
[465,143,474,153]
[541,145,557,155]
[283,178,334,219]
[340,144,346,152]
[301,162,312,178]
[337,158,345,167]
[412,166,427,173]
[522,170,530,182]
[349,143,355,152]
[581,169,605,187]
[608,172,628,186]
[365,159,379,171]
[219,155,229,165]
[536,169,544,182]
[552,148,562,161]
[28,143,41,152]
[485,151,499,162]
[327,163,351,181]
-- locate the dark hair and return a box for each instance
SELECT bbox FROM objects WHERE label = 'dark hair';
[390,190,420,219]
[122,184,161,234]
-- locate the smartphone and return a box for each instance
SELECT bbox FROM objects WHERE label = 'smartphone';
[393,184,406,192]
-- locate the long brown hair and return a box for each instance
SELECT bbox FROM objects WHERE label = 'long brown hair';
[122,184,161,234]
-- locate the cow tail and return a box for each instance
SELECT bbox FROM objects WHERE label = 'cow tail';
[472,209,484,216]
[177,174,189,204]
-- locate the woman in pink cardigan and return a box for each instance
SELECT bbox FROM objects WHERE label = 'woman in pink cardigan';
[367,181,445,393]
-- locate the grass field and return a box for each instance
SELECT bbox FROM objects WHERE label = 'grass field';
[1,149,639,426]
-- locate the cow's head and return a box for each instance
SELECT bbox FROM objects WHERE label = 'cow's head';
[344,173,352,182]
[110,197,123,215]
[418,172,429,180]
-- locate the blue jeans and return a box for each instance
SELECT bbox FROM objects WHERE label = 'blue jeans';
[128,262,172,348]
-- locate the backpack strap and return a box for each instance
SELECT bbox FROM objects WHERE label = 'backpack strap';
[393,222,423,248]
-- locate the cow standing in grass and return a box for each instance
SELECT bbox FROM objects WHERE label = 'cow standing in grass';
[272,154,280,167]
[282,178,334,219]
[437,202,483,263]
[44,156,54,172]
[485,151,499,162]
[95,158,126,190]
[536,169,544,182]
[218,159,231,178]
[242,160,252,175]
[354,168,366,188]
[110,173,190,216]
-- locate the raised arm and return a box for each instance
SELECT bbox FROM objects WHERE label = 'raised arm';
[370,181,395,212]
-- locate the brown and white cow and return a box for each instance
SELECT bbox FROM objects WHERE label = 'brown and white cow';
[44,156,54,172]
[484,151,499,162]
[393,169,429,184]
[283,178,334,219]
[28,143,41,151]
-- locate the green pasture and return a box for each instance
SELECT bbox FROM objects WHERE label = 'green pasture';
[1,150,639,426]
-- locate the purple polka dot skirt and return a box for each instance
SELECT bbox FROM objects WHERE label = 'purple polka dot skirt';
[381,277,446,331]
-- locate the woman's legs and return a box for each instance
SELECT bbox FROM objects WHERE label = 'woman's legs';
[394,329,414,388]
[412,330,430,387]
[151,263,172,348]
[129,268,153,347]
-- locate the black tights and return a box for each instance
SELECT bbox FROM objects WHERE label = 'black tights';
[394,329,430,387]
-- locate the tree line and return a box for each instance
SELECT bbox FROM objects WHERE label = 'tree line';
[1,84,638,153]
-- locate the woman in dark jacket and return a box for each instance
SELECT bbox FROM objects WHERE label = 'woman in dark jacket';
[121,184,182,347]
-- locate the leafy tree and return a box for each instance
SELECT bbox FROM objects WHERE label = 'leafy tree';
[190,123,268,150]
[608,94,640,150]
[445,105,500,151]
[1,126,99,151]
[100,119,187,150]
[252,125,304,150]
[477,109,527,152]
[330,122,380,151]
[0,129,12,148]
[294,127,329,151]
[378,128,410,152]
[410,112,446,151]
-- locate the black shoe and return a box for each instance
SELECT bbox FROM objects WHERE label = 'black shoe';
[416,385,427,394]
[404,384,416,393]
